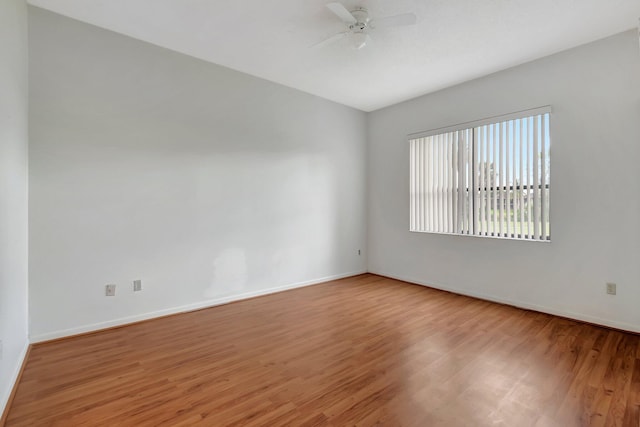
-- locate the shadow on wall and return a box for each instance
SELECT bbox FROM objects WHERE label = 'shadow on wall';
[205,248,247,297]
[199,152,336,298]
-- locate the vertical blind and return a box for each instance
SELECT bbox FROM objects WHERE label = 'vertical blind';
[410,109,550,241]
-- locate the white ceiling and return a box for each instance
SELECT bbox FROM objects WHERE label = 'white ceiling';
[28,0,640,112]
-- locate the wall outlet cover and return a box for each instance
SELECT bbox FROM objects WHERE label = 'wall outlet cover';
[105,284,116,296]
[133,279,142,292]
[606,282,616,295]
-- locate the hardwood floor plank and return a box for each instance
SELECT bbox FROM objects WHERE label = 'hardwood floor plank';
[621,359,640,427]
[5,274,640,426]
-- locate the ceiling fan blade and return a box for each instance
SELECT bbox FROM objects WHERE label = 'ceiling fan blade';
[357,33,373,50]
[312,31,348,49]
[371,13,417,28]
[326,2,357,24]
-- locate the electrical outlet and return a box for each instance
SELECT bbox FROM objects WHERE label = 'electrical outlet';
[606,282,616,295]
[133,279,142,292]
[105,284,116,296]
[358,249,361,256]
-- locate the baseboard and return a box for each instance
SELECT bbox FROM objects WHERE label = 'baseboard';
[29,269,640,343]
[30,270,368,343]
[0,343,31,427]
[370,270,640,334]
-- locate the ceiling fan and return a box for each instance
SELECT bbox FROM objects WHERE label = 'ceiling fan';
[314,2,417,50]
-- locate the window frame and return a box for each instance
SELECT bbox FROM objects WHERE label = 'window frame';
[408,106,552,242]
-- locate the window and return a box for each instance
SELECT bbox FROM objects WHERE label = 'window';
[409,107,550,241]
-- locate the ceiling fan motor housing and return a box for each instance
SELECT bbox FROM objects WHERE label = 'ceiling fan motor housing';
[349,8,369,32]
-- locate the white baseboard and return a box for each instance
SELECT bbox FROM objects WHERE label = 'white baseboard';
[30,270,367,343]
[370,270,640,334]
[0,340,29,419]
[31,269,637,343]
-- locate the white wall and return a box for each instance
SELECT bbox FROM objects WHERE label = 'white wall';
[0,0,30,414]
[28,8,367,341]
[368,30,640,331]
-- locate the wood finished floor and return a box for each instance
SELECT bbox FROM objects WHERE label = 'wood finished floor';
[5,274,640,426]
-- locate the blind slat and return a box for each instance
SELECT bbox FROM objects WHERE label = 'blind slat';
[458,132,463,234]
[444,133,450,233]
[418,138,422,232]
[525,119,531,238]
[468,129,474,234]
[442,133,447,233]
[427,137,432,232]
[423,138,427,232]
[505,121,511,237]
[485,126,490,236]
[479,127,485,235]
[436,134,442,232]
[409,140,417,231]
[519,121,525,238]
[498,122,504,237]
[450,132,455,233]
[454,132,458,233]
[541,114,548,240]
[473,128,479,235]
[491,123,500,236]
[533,116,540,240]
